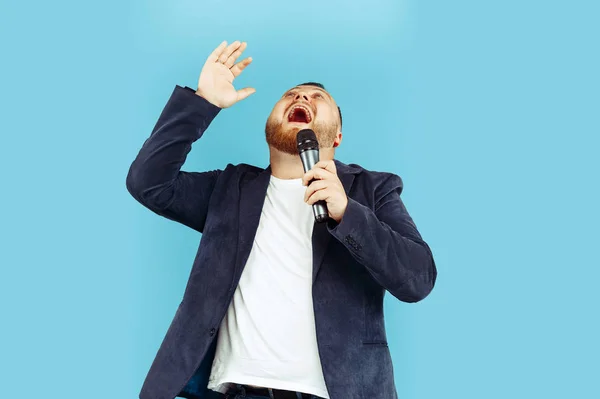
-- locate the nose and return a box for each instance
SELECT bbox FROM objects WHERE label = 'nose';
[294,92,309,102]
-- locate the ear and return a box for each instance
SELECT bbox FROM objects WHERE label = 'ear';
[333,132,343,148]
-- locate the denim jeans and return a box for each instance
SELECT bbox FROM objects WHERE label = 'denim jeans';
[224,384,324,399]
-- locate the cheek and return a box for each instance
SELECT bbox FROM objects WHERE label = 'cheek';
[317,106,336,123]
[270,104,285,120]
[277,103,289,118]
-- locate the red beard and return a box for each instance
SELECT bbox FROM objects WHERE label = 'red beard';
[265,118,337,155]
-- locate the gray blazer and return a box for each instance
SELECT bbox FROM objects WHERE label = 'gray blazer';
[126,85,437,399]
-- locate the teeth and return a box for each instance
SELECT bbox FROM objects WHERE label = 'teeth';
[288,104,312,122]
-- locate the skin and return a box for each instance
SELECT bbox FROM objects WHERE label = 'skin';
[195,40,348,223]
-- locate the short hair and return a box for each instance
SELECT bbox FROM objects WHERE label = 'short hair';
[297,82,342,128]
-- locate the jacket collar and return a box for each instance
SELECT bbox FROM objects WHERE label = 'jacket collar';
[234,159,359,284]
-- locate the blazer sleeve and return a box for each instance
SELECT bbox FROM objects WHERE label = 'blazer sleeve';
[126,85,222,233]
[327,173,437,303]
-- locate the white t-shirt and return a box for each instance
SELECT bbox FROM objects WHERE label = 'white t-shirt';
[207,175,330,399]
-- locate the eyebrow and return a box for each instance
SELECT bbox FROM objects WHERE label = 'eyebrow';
[285,86,333,100]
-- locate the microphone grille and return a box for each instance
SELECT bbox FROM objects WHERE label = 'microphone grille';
[296,129,319,153]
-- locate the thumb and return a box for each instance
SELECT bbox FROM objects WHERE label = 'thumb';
[236,87,256,102]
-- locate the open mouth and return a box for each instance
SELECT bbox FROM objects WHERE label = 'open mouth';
[287,104,313,124]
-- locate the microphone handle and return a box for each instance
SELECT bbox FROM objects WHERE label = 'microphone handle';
[300,149,329,223]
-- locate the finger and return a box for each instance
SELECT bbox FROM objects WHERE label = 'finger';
[230,57,252,78]
[218,41,241,63]
[302,167,334,186]
[225,41,247,68]
[207,41,228,62]
[306,187,332,205]
[313,160,337,174]
[304,179,328,202]
[236,87,256,102]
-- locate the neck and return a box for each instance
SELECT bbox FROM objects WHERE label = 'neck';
[269,146,335,179]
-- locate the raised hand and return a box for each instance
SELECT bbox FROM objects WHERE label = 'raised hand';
[195,40,255,108]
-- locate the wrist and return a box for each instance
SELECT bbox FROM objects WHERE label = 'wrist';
[195,89,224,109]
[194,87,208,99]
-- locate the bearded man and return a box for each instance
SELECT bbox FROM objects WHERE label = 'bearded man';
[126,40,437,399]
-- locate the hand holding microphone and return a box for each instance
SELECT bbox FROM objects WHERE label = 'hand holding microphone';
[297,129,348,224]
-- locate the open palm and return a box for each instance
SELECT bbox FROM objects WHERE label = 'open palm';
[196,41,255,108]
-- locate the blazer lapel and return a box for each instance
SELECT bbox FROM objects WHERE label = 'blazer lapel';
[312,160,356,282]
[234,161,356,284]
[235,166,271,279]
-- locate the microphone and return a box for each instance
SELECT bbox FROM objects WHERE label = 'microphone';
[297,129,329,223]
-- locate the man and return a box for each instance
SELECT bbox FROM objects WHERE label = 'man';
[126,40,437,399]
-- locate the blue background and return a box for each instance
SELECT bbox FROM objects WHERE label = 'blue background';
[1,0,598,398]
